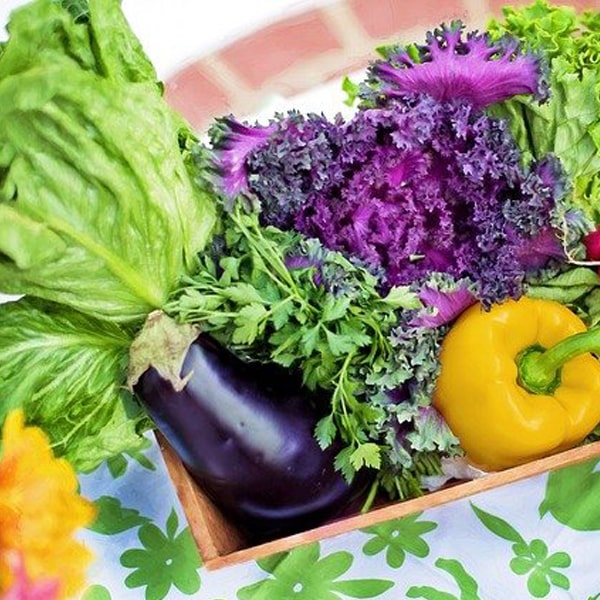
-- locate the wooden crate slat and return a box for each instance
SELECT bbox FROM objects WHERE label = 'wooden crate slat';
[160,435,600,570]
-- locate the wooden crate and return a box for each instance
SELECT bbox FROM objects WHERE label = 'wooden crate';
[158,435,600,571]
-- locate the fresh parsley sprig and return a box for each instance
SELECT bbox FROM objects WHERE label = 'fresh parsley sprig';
[167,206,440,494]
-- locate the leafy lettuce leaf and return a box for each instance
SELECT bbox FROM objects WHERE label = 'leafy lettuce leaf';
[0,0,218,467]
[0,0,155,83]
[0,297,150,471]
[0,0,216,323]
[489,59,600,216]
[488,1,600,222]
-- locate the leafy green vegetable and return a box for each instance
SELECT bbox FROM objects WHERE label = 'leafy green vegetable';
[488,0,600,222]
[0,0,216,467]
[488,0,600,74]
[168,206,453,495]
[55,0,90,22]
[526,266,600,304]
[584,288,600,327]
[0,0,216,323]
[0,297,150,471]
[526,266,600,327]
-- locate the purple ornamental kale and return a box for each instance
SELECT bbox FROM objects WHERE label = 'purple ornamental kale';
[364,21,548,109]
[503,155,566,269]
[209,22,565,310]
[292,97,565,305]
[210,116,275,199]
[211,111,345,227]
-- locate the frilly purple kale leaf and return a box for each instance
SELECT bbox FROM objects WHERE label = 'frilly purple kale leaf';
[363,20,548,109]
[211,99,567,310]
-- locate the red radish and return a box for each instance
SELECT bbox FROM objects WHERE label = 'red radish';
[584,229,600,270]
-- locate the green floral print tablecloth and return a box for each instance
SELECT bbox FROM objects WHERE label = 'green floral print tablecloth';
[78,434,600,600]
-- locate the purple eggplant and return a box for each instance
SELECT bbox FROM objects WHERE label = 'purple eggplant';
[136,335,367,542]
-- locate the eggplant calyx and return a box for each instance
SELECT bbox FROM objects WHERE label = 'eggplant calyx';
[127,310,199,392]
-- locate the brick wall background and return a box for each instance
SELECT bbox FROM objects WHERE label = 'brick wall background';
[165,0,600,132]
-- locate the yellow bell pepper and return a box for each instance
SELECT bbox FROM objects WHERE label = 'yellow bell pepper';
[433,296,600,471]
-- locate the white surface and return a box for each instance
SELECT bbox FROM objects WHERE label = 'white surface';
[0,0,360,119]
[0,0,337,77]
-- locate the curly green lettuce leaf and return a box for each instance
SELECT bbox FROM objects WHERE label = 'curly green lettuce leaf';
[488,1,600,223]
[488,0,600,74]
[1,0,155,83]
[0,297,150,471]
[0,0,216,323]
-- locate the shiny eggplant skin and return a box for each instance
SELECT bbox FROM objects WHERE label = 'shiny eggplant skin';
[137,335,366,542]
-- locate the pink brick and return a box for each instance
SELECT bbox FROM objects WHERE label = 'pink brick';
[218,9,342,89]
[348,0,466,40]
[165,62,231,132]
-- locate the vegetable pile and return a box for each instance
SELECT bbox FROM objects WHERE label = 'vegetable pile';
[2,0,600,538]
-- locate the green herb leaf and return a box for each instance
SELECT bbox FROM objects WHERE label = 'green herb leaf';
[233,303,268,344]
[382,286,422,310]
[324,329,358,356]
[222,283,265,305]
[322,295,351,322]
[350,443,382,471]
[301,325,322,356]
[314,415,337,449]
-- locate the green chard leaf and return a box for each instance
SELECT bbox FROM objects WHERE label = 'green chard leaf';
[0,297,150,471]
[0,0,216,323]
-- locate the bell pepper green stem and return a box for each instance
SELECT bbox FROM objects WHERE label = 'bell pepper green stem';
[518,328,600,395]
